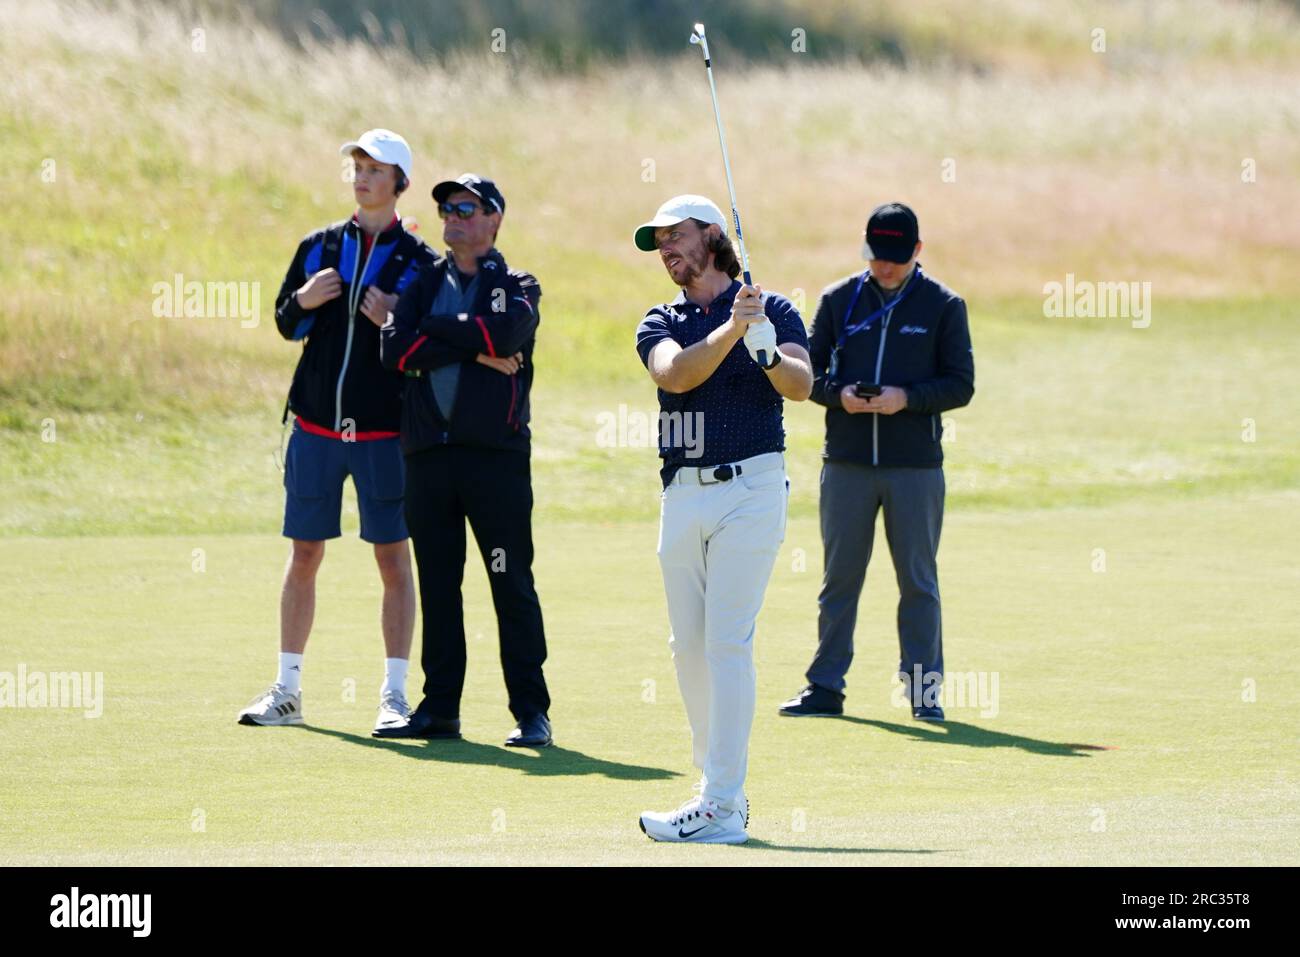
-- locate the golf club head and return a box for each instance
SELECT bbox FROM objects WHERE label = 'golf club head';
[690,22,709,58]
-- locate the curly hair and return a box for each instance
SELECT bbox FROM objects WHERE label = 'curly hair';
[691,218,741,279]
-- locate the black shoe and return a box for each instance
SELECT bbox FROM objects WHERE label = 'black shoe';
[912,705,945,722]
[778,684,844,717]
[372,709,461,739]
[505,713,552,748]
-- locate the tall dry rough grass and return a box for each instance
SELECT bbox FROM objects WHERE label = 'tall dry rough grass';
[2,0,1297,413]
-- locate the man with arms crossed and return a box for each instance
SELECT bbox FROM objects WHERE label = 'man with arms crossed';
[375,174,551,748]
[633,195,812,843]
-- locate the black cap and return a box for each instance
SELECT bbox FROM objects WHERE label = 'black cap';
[432,173,505,215]
[863,203,920,263]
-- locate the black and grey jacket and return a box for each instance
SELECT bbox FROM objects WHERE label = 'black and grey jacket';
[380,248,541,455]
[807,265,974,468]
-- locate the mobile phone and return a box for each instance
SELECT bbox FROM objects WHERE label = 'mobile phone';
[854,383,882,399]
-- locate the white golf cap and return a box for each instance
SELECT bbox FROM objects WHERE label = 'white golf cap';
[634,194,727,251]
[339,128,413,180]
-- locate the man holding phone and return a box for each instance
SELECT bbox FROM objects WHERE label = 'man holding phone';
[778,203,975,721]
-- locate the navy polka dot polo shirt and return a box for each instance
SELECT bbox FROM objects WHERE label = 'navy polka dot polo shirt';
[636,279,809,487]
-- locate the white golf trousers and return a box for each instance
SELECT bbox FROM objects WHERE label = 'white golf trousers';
[656,451,788,812]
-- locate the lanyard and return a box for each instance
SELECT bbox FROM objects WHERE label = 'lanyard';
[828,266,921,379]
[836,266,922,350]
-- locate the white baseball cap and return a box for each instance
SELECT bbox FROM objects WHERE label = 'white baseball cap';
[634,195,727,251]
[339,129,413,181]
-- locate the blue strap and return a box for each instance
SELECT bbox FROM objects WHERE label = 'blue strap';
[835,266,922,350]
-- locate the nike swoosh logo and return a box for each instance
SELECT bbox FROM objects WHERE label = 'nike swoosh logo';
[678,825,709,838]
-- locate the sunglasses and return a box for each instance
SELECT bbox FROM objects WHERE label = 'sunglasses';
[437,200,486,220]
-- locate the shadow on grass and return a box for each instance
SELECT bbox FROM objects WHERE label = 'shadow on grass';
[839,716,1115,757]
[739,840,944,856]
[300,725,680,781]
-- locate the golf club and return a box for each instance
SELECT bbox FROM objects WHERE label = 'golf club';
[690,21,769,367]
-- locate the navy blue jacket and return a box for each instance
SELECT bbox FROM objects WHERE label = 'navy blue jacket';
[274,218,433,434]
[807,265,974,467]
[380,248,540,456]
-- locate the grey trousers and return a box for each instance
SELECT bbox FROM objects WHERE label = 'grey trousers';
[807,461,945,694]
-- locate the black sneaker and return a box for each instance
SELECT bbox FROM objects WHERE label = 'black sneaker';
[912,705,945,722]
[778,684,844,717]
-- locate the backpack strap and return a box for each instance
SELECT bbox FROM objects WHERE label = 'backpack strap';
[281,223,347,426]
[372,229,422,293]
[318,221,347,272]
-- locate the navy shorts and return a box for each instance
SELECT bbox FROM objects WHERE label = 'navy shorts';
[282,423,408,544]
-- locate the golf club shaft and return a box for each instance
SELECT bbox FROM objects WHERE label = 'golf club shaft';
[701,62,751,285]
[693,25,766,365]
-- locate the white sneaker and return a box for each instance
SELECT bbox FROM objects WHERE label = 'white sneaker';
[373,689,411,735]
[639,794,749,844]
[237,683,303,726]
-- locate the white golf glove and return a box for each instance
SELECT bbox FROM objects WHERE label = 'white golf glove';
[744,318,778,368]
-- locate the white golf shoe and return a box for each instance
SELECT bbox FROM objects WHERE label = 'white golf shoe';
[639,794,749,844]
[237,683,303,726]
[373,689,411,735]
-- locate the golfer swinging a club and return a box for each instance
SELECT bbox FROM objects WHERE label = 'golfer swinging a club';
[633,195,812,843]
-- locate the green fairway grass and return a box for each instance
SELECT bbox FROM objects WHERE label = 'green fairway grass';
[2,492,1296,865]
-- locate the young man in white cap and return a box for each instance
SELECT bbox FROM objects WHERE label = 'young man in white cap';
[632,195,813,843]
[240,130,501,733]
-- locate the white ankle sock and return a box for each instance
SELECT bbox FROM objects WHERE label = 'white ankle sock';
[382,658,408,697]
[277,652,304,694]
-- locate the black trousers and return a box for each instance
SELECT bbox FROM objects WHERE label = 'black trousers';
[403,445,550,722]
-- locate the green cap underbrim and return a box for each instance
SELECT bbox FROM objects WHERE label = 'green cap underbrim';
[634,224,660,252]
